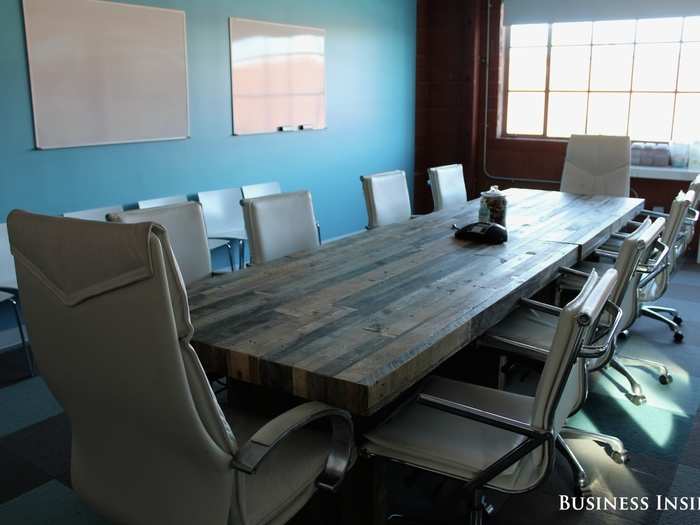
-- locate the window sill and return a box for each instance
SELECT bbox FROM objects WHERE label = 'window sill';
[631,166,698,182]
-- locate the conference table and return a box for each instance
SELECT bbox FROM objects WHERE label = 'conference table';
[188,188,644,416]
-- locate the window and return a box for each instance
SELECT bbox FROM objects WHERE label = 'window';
[505,17,700,142]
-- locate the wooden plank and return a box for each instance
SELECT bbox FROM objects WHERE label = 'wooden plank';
[189,189,643,415]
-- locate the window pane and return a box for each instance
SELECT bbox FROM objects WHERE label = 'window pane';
[552,22,592,45]
[593,20,636,44]
[590,44,633,91]
[673,93,700,142]
[678,43,700,91]
[684,17,700,42]
[636,17,682,43]
[508,47,548,90]
[549,46,591,90]
[587,93,630,135]
[633,44,680,91]
[507,92,545,135]
[628,93,675,141]
[510,24,549,47]
[546,92,588,138]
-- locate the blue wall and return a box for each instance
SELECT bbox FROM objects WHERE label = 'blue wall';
[0,0,416,240]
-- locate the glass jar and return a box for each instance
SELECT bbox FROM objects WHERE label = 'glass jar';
[479,186,507,227]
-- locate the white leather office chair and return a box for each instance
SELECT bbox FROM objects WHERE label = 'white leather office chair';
[364,269,618,522]
[107,202,212,286]
[676,174,700,256]
[428,164,467,211]
[561,135,631,197]
[198,188,247,272]
[636,191,695,341]
[557,218,668,404]
[0,224,32,376]
[242,191,321,265]
[360,170,412,229]
[138,194,188,209]
[241,182,282,200]
[7,210,354,525]
[63,205,124,222]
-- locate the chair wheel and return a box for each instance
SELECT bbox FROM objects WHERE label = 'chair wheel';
[674,331,684,343]
[610,450,630,464]
[628,393,647,405]
[673,315,683,325]
[659,374,673,385]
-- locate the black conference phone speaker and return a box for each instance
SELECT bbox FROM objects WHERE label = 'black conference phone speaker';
[453,222,508,244]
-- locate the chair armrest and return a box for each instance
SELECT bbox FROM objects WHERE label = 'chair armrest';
[558,266,590,280]
[639,209,669,219]
[610,232,630,240]
[519,297,562,317]
[232,401,354,492]
[595,249,619,260]
[418,394,548,439]
[0,287,18,296]
[579,301,622,363]
[637,239,669,288]
[417,394,554,491]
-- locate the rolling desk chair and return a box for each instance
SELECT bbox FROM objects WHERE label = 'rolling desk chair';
[7,210,354,525]
[557,218,668,405]
[360,170,412,229]
[560,135,631,197]
[364,269,619,523]
[107,202,211,287]
[198,188,247,271]
[428,164,468,211]
[241,191,321,265]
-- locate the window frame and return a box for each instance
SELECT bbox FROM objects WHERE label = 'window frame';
[501,18,699,142]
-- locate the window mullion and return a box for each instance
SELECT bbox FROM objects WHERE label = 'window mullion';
[543,24,553,137]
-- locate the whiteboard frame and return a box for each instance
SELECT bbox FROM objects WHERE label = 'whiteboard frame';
[22,0,191,150]
[229,17,327,137]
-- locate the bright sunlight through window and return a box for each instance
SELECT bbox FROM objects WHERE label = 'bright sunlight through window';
[505,17,700,141]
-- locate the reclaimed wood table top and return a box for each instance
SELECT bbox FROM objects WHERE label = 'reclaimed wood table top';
[188,188,643,415]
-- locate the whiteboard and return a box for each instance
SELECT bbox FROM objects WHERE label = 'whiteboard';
[23,0,190,150]
[230,18,326,135]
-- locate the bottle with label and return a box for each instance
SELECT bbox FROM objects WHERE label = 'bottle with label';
[479,186,507,227]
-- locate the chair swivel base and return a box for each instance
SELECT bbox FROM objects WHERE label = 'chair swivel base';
[641,306,684,343]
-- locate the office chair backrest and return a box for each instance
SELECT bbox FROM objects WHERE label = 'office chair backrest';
[428,164,467,211]
[63,205,124,222]
[107,202,212,286]
[7,210,237,525]
[616,217,666,330]
[690,175,700,208]
[560,135,631,197]
[533,268,618,434]
[138,195,188,209]
[242,190,320,265]
[241,181,282,200]
[197,187,245,235]
[0,224,17,289]
[361,170,412,229]
[663,190,694,255]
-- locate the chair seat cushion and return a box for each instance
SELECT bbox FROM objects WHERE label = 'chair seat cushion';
[482,305,560,354]
[558,261,614,292]
[363,376,545,493]
[224,404,331,525]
